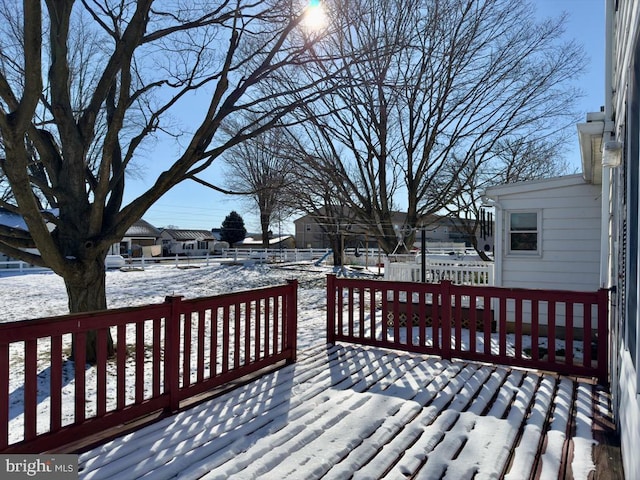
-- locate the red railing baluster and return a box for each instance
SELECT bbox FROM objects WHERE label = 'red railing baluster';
[548,301,556,364]
[74,332,86,424]
[515,296,523,360]
[584,302,593,368]
[211,307,219,375]
[235,302,242,369]
[531,300,540,361]
[271,297,278,359]
[464,295,478,352]
[197,310,206,382]
[182,312,192,389]
[244,301,251,365]
[0,341,8,449]
[117,324,126,410]
[96,329,107,416]
[441,281,452,360]
[152,318,161,397]
[135,321,144,403]
[483,294,491,355]
[24,339,37,441]
[326,274,336,344]
[222,305,230,372]
[50,335,62,432]
[566,302,574,366]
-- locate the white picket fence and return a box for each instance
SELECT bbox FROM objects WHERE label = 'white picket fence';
[221,248,331,263]
[384,259,494,286]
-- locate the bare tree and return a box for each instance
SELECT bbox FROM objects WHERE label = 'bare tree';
[222,126,294,248]
[0,0,341,361]
[444,135,570,260]
[288,0,585,253]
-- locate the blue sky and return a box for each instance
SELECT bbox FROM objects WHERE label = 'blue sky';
[128,0,606,233]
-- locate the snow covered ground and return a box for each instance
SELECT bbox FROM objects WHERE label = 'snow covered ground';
[1,262,601,479]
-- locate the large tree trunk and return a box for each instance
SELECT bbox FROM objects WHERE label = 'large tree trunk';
[65,261,115,364]
[260,210,271,249]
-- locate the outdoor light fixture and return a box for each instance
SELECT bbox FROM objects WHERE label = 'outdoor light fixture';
[602,140,623,167]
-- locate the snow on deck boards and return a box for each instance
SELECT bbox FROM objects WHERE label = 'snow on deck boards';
[78,344,603,480]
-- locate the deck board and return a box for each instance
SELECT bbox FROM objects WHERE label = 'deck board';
[78,344,616,479]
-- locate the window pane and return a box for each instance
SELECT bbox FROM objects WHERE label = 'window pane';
[510,212,537,230]
[511,232,538,251]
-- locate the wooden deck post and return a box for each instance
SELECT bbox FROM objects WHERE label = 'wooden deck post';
[165,295,184,412]
[326,274,336,344]
[441,281,452,360]
[286,279,298,364]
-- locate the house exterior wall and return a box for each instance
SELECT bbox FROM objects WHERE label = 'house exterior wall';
[294,211,493,251]
[609,0,640,477]
[486,175,601,291]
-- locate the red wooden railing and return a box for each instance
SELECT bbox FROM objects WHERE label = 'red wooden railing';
[0,280,298,453]
[327,275,608,385]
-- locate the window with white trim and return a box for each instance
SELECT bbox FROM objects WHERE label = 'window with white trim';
[507,211,540,255]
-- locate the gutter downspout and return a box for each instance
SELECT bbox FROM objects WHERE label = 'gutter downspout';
[601,0,615,289]
[603,0,620,420]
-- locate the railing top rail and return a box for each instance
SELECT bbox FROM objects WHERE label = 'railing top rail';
[330,275,605,301]
[0,282,296,343]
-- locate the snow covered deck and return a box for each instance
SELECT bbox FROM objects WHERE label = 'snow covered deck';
[78,343,613,479]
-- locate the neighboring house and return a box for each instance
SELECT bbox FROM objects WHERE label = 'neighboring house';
[603,1,640,477]
[294,210,493,251]
[108,219,162,257]
[483,174,601,291]
[160,229,220,256]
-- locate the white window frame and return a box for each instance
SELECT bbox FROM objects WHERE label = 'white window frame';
[506,210,541,256]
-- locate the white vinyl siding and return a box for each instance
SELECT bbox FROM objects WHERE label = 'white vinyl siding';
[487,175,601,292]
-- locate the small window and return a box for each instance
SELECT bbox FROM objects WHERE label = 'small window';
[508,211,540,254]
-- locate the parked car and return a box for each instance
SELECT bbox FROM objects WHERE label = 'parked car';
[105,254,126,269]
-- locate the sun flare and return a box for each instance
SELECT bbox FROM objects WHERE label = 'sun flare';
[302,0,327,31]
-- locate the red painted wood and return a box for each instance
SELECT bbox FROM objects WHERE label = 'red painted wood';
[116,324,126,410]
[197,310,206,382]
[235,302,242,368]
[465,297,473,354]
[326,274,336,344]
[222,305,230,373]
[211,307,219,376]
[483,295,491,355]
[264,299,271,357]
[2,283,298,453]
[253,301,260,362]
[515,297,523,360]
[136,321,145,403]
[532,300,540,361]
[50,336,62,432]
[566,302,574,367]
[182,312,192,389]
[96,329,107,416]
[244,302,251,364]
[0,342,8,449]
[24,339,37,441]
[152,318,161,397]
[74,332,86,424]
[325,276,609,385]
[584,303,593,368]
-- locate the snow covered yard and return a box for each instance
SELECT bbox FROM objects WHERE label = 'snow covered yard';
[0,263,613,478]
